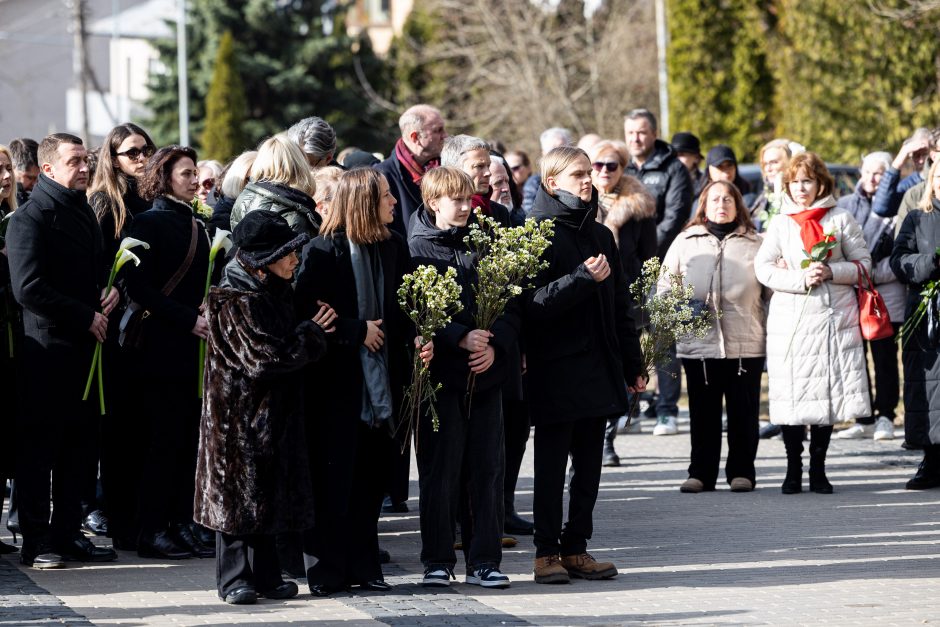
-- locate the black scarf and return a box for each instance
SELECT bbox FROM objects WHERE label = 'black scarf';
[705,219,737,240]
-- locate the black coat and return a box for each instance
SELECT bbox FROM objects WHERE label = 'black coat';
[890,206,940,447]
[209,194,235,233]
[625,140,694,259]
[194,260,326,535]
[408,206,518,393]
[524,186,645,425]
[6,174,106,383]
[375,151,423,238]
[90,176,152,262]
[294,230,413,430]
[125,196,210,376]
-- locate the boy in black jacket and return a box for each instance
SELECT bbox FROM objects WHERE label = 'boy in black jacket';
[408,167,518,589]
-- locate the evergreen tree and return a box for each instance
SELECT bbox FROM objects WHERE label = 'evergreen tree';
[773,0,940,162]
[201,31,248,163]
[143,0,395,154]
[666,0,774,161]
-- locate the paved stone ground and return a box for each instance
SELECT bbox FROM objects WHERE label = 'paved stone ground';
[3,413,940,626]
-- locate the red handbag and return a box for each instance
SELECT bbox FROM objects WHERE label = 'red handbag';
[853,260,893,341]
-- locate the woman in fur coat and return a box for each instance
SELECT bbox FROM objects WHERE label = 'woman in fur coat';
[194,210,335,605]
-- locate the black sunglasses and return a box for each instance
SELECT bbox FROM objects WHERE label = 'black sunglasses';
[592,161,620,173]
[115,146,155,161]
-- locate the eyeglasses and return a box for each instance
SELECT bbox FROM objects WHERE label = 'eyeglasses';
[114,146,154,161]
[199,178,216,190]
[592,161,620,173]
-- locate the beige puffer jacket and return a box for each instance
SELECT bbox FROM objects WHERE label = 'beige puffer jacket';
[755,199,872,426]
[660,224,767,360]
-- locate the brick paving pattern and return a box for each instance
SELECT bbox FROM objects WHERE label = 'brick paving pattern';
[3,414,940,625]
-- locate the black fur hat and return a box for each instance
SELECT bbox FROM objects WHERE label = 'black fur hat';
[234,210,309,269]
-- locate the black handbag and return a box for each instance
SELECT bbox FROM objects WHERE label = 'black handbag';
[119,219,199,348]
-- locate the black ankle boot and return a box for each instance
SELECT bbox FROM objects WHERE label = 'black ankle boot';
[808,425,834,493]
[906,445,940,490]
[781,426,804,494]
[603,417,620,467]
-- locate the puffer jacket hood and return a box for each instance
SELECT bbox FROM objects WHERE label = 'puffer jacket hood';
[230,181,320,237]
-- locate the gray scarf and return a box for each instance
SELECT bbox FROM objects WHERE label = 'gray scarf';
[349,240,393,426]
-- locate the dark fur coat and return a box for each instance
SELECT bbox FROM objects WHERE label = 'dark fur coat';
[193,259,327,535]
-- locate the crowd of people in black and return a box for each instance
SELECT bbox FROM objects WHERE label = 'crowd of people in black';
[2,103,940,604]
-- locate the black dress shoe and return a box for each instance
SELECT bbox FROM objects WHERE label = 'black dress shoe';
[0,539,18,554]
[504,512,534,536]
[603,449,621,467]
[381,496,409,513]
[54,534,117,562]
[137,531,192,559]
[172,524,215,558]
[223,586,257,605]
[309,583,341,597]
[20,542,65,569]
[259,581,298,599]
[191,523,214,547]
[378,548,391,564]
[82,510,109,536]
[360,579,392,591]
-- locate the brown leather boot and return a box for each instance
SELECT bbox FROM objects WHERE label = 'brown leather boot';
[533,554,570,584]
[561,553,618,580]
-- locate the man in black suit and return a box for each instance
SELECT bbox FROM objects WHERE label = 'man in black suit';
[7,133,120,568]
[374,104,447,237]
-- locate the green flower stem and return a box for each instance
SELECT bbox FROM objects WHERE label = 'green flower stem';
[198,256,218,399]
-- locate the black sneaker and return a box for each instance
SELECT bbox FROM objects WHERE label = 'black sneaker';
[422,566,455,587]
[82,510,109,536]
[54,534,117,563]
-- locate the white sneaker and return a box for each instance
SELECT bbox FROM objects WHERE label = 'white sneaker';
[422,567,454,587]
[652,415,678,436]
[834,423,874,439]
[466,567,510,589]
[873,416,896,441]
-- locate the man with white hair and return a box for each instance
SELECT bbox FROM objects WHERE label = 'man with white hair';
[439,135,512,229]
[521,127,574,214]
[287,116,338,169]
[375,104,447,236]
[833,151,901,442]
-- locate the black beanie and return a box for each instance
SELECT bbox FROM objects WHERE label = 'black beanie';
[233,210,309,269]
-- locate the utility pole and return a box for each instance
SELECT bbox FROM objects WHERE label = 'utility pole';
[654,0,669,138]
[71,0,90,143]
[177,0,189,146]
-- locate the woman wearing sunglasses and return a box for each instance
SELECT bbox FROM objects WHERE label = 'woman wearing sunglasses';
[86,123,157,550]
[588,140,657,453]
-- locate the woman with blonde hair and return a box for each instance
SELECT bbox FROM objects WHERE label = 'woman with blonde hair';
[0,144,17,216]
[294,168,431,596]
[209,151,257,232]
[230,135,319,236]
[587,139,657,455]
[312,165,343,220]
[891,158,940,490]
[755,151,871,495]
[525,146,646,584]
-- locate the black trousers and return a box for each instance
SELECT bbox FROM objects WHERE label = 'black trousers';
[216,532,282,598]
[16,394,95,542]
[861,322,901,424]
[503,398,530,514]
[137,376,201,535]
[303,421,387,589]
[417,385,504,570]
[533,414,608,558]
[682,358,763,488]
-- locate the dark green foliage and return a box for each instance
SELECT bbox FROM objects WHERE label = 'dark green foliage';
[143,0,395,155]
[201,31,248,163]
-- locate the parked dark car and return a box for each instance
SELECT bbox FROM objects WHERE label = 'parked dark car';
[738,163,859,200]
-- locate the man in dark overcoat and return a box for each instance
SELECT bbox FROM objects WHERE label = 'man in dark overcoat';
[6,133,119,568]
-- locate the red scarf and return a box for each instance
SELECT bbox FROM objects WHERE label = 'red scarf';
[789,206,832,255]
[395,138,439,184]
[471,193,492,216]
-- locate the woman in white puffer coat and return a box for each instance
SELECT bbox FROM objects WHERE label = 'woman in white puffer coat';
[755,152,872,495]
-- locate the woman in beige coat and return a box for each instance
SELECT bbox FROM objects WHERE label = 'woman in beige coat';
[663,181,766,493]
[755,152,872,495]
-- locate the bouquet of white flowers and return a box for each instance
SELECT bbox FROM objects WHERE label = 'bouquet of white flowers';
[398,265,463,435]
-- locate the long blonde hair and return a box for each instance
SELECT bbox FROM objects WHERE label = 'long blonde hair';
[251,135,316,197]
[88,123,155,238]
[920,159,940,213]
[0,144,18,213]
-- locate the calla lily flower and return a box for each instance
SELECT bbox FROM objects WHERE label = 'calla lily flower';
[115,249,142,274]
[210,230,233,259]
[117,237,151,256]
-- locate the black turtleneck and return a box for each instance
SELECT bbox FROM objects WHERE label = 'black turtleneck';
[705,219,737,240]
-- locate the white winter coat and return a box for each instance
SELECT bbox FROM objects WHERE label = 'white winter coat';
[754,198,872,425]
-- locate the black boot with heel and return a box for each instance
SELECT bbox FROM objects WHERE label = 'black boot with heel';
[781,426,804,494]
[808,425,834,494]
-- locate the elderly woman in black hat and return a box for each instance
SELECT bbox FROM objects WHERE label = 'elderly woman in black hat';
[193,210,337,605]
